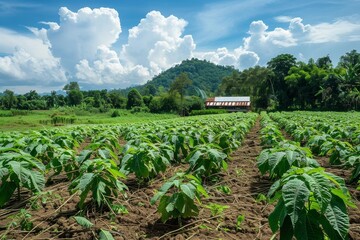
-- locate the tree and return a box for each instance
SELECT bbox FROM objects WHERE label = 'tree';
[67,90,83,106]
[316,55,332,69]
[338,49,360,68]
[108,92,126,109]
[2,90,17,110]
[63,82,80,92]
[46,91,58,108]
[170,72,192,115]
[126,89,143,109]
[63,82,83,106]
[24,90,40,101]
[267,54,297,109]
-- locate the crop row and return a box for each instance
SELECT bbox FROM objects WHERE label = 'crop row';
[0,113,257,230]
[256,112,355,240]
[269,112,360,184]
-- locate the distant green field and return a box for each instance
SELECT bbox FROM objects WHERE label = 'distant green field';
[0,109,178,132]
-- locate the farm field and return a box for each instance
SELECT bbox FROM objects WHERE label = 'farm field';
[0,109,178,132]
[0,111,359,240]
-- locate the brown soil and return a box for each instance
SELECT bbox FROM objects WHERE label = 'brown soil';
[0,119,277,240]
[1,118,359,240]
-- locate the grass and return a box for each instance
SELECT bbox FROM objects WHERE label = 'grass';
[0,108,178,132]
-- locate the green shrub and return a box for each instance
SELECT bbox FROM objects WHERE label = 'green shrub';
[111,110,120,118]
[130,106,150,114]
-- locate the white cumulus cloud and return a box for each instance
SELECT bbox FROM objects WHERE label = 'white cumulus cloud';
[0,28,67,91]
[121,11,196,76]
[0,48,66,86]
[75,45,151,89]
[45,7,121,72]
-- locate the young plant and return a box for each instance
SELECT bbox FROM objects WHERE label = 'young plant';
[0,149,45,206]
[257,142,319,179]
[69,158,127,209]
[319,138,356,165]
[150,173,208,224]
[186,144,228,179]
[260,125,284,147]
[217,185,232,195]
[120,142,172,180]
[268,167,355,240]
[236,214,245,231]
[205,203,229,217]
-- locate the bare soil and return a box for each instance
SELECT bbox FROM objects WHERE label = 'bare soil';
[2,118,358,240]
[0,119,278,240]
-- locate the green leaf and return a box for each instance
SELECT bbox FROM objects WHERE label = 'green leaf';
[282,179,310,228]
[180,183,195,199]
[73,216,93,228]
[323,195,349,239]
[306,209,324,240]
[99,229,115,240]
[98,149,108,159]
[268,198,287,233]
[269,152,287,177]
[0,181,17,207]
[280,215,294,240]
[302,173,331,213]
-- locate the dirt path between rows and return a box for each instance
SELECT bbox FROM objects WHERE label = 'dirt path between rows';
[0,118,275,240]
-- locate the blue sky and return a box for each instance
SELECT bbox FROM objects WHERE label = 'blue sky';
[0,0,360,93]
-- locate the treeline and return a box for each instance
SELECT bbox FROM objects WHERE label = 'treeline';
[0,75,204,115]
[218,50,360,111]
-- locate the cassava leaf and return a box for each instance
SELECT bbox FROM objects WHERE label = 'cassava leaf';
[282,179,310,228]
[323,195,349,239]
[99,229,115,240]
[74,216,93,228]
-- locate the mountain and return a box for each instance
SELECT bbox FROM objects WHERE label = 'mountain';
[120,58,236,96]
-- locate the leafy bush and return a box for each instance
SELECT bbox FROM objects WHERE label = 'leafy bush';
[257,142,319,179]
[186,144,228,178]
[120,142,173,180]
[130,106,150,113]
[0,149,45,207]
[150,173,208,224]
[268,167,355,240]
[69,158,127,209]
[111,110,120,118]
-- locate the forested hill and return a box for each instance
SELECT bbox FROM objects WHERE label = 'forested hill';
[134,58,236,95]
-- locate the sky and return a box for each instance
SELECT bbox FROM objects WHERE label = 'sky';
[0,0,360,93]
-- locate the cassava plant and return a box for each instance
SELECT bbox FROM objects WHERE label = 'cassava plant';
[150,172,208,225]
[268,167,355,240]
[257,142,319,179]
[185,143,228,179]
[0,149,45,207]
[69,158,127,209]
[120,142,172,180]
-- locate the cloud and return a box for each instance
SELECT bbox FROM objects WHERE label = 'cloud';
[45,7,121,72]
[0,27,53,58]
[0,48,66,86]
[240,17,360,64]
[275,16,293,22]
[75,45,150,89]
[121,11,195,76]
[196,47,259,70]
[2,5,360,93]
[307,19,360,43]
[0,28,67,90]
